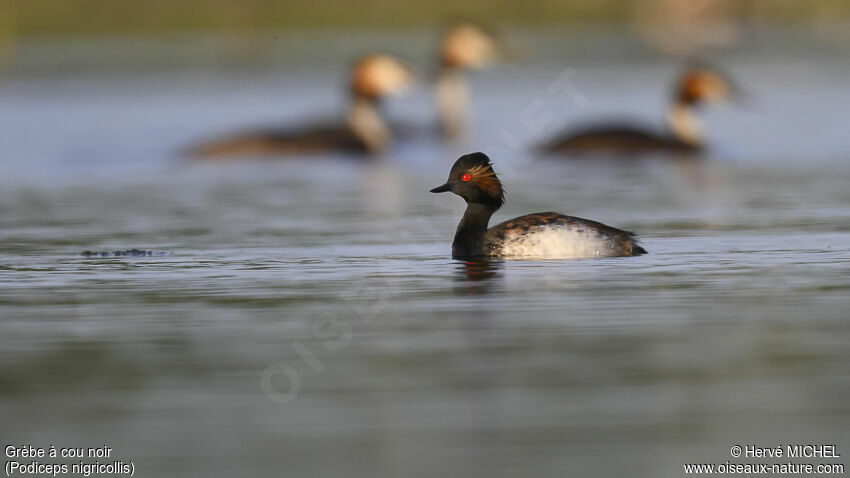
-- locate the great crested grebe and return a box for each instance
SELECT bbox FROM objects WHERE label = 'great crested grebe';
[436,22,514,140]
[188,54,415,159]
[430,152,646,260]
[542,65,738,156]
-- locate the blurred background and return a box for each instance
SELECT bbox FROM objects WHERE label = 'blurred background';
[1,1,849,477]
[3,0,850,77]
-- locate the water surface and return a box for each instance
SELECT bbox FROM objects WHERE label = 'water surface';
[1,42,849,476]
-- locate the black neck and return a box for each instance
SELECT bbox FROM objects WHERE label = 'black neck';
[452,202,497,259]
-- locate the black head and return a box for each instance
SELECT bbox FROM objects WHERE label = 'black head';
[430,152,505,209]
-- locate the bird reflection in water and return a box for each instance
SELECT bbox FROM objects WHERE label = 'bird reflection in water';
[453,259,504,295]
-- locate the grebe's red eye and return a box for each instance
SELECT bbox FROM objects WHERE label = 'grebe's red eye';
[461,173,471,182]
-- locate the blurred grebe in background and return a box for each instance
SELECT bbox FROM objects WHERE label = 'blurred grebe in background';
[435,22,516,141]
[187,54,415,159]
[430,152,646,260]
[542,65,739,156]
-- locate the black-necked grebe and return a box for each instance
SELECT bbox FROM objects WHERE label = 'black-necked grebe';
[430,152,647,259]
[435,22,514,140]
[543,66,737,156]
[188,54,415,159]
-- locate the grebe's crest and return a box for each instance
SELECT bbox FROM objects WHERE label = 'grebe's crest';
[351,54,416,99]
[431,152,505,208]
[676,66,734,105]
[440,22,501,69]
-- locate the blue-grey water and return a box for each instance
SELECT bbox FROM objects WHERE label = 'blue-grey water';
[1,33,850,476]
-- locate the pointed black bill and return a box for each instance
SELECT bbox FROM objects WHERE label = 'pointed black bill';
[430,183,452,193]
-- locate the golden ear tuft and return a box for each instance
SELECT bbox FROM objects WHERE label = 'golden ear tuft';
[467,163,504,203]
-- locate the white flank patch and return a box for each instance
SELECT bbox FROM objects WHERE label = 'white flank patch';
[499,225,623,259]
